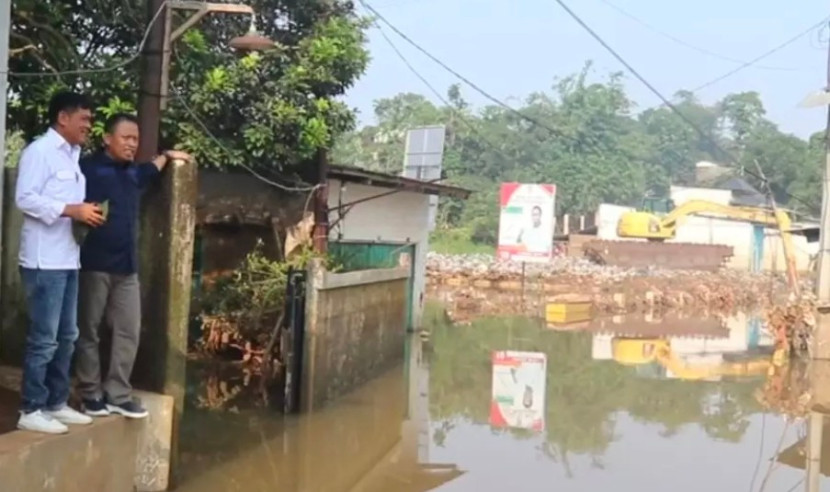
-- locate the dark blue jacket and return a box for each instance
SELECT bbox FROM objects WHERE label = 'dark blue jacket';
[79,151,160,274]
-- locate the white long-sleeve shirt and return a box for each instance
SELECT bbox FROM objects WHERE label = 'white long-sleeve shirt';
[15,128,85,270]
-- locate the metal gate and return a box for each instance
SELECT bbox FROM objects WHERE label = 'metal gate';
[281,267,306,413]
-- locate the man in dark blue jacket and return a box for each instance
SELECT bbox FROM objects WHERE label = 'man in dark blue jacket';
[76,113,190,419]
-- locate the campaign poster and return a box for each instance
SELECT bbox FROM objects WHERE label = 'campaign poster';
[490,350,547,432]
[497,183,556,263]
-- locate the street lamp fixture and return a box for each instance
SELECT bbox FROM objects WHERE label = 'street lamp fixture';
[161,1,277,108]
[229,16,276,51]
[168,1,276,47]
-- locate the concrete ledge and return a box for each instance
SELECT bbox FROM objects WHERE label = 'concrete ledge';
[134,390,175,492]
[0,417,141,492]
[317,266,409,290]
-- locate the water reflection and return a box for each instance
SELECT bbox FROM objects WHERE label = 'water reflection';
[178,307,828,491]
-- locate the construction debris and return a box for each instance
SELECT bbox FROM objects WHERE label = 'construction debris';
[426,253,805,324]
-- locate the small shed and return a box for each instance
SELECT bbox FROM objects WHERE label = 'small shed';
[193,165,470,330]
[326,165,470,329]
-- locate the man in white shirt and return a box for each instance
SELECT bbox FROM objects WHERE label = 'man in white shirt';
[15,91,105,434]
[516,205,549,253]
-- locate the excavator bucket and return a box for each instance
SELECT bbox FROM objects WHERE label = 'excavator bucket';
[582,240,733,271]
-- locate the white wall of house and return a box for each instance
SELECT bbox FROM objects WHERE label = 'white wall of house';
[326,179,430,328]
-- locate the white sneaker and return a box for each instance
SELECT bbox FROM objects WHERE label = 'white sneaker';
[45,405,93,426]
[18,410,69,434]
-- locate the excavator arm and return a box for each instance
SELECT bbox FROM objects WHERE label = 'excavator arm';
[658,200,799,294]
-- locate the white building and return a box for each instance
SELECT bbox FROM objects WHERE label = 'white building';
[326,165,470,329]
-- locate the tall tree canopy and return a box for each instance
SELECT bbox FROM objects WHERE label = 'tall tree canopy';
[333,64,824,247]
[8,0,369,173]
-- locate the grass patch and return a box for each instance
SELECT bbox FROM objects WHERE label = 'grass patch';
[429,228,495,255]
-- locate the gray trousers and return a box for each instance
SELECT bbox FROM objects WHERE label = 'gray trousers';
[76,272,141,404]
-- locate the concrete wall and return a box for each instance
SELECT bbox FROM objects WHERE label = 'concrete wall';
[302,260,409,411]
[327,179,430,328]
[0,168,25,364]
[196,170,308,274]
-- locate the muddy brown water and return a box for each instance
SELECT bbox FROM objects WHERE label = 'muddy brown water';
[177,309,829,491]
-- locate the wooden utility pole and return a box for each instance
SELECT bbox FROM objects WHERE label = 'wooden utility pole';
[136,0,167,162]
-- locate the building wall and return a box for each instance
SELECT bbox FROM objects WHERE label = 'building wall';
[302,261,409,411]
[327,179,430,328]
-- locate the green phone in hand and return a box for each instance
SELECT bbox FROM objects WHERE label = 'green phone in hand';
[72,200,109,244]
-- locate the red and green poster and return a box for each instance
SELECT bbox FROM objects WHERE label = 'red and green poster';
[497,183,556,263]
[490,350,546,432]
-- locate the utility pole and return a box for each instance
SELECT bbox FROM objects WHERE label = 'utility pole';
[814,20,830,360]
[0,0,11,304]
[136,0,167,163]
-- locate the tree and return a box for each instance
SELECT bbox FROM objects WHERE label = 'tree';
[8,0,370,175]
[336,64,823,250]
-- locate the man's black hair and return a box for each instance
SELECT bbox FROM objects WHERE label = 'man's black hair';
[103,113,139,135]
[47,91,92,126]
[532,205,542,213]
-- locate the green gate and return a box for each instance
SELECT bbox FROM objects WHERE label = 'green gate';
[328,241,416,331]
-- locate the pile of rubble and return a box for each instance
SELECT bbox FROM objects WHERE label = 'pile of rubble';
[426,253,804,323]
[427,252,644,278]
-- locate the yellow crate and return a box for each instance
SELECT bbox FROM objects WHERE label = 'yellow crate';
[545,302,593,324]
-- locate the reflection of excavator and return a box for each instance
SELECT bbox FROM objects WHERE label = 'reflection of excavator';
[611,338,780,381]
[585,197,801,292]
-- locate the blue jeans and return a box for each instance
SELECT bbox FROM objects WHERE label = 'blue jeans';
[19,268,79,413]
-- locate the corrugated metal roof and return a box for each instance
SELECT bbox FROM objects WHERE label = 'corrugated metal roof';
[328,164,471,199]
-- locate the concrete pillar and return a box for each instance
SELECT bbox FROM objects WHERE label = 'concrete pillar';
[579,215,585,231]
[807,411,823,492]
[562,214,569,235]
[134,159,197,486]
[0,168,24,364]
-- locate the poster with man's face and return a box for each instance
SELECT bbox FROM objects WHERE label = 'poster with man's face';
[497,183,556,263]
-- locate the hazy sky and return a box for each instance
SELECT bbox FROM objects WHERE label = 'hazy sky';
[346,0,829,139]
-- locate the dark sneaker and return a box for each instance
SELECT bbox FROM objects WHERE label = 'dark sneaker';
[106,398,149,419]
[82,398,110,417]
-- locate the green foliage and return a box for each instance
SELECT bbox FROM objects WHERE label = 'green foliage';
[333,64,823,247]
[4,131,25,167]
[9,0,369,174]
[429,228,495,255]
[200,242,337,341]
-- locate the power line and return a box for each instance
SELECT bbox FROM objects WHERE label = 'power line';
[358,0,583,146]
[549,0,821,213]
[596,0,805,72]
[6,1,168,78]
[370,20,523,168]
[690,17,829,93]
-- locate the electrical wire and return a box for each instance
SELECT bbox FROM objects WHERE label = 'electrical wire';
[171,84,317,193]
[6,1,168,78]
[690,17,830,93]
[596,0,805,72]
[370,19,525,169]
[548,0,822,214]
[363,0,820,214]
[358,0,583,146]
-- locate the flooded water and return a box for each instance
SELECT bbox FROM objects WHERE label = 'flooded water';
[177,307,830,491]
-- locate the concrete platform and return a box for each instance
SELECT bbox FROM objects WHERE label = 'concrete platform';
[0,416,141,492]
[0,366,175,491]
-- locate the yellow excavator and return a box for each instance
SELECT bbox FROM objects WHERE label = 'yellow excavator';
[584,196,801,294]
[611,338,783,381]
